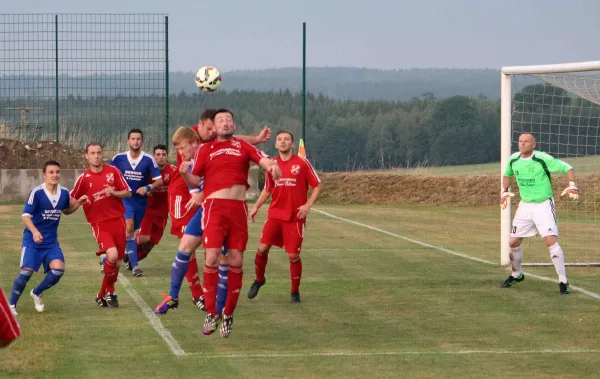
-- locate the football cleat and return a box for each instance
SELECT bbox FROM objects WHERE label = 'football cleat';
[559,282,570,295]
[500,273,524,288]
[95,296,109,307]
[202,313,221,335]
[155,294,178,315]
[105,292,119,307]
[220,313,233,338]
[192,295,206,312]
[29,290,45,313]
[291,292,301,304]
[132,266,143,277]
[247,279,265,299]
[9,304,18,317]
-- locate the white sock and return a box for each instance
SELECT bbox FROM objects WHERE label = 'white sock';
[549,243,568,283]
[510,246,523,278]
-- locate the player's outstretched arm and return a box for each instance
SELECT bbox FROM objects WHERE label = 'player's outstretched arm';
[236,126,271,146]
[297,183,322,219]
[250,189,272,222]
[560,169,579,200]
[63,196,88,215]
[259,158,281,180]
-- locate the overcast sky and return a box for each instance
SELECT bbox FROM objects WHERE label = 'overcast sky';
[4,0,600,72]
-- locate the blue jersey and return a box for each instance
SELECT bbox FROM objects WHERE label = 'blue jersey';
[22,184,71,247]
[110,151,161,203]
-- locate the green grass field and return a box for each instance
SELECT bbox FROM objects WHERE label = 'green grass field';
[1,203,600,378]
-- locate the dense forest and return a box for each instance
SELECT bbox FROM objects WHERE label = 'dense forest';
[2,83,598,172]
[0,68,537,101]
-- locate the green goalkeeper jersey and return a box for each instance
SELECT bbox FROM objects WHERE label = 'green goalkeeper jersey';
[504,150,572,203]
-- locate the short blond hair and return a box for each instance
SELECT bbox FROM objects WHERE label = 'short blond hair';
[172,126,200,145]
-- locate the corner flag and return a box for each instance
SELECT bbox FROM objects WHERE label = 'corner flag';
[298,139,306,159]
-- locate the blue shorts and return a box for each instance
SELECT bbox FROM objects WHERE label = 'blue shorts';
[183,208,227,255]
[20,244,64,273]
[123,198,146,230]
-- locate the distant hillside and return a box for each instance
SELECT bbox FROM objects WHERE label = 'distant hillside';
[1,68,536,101]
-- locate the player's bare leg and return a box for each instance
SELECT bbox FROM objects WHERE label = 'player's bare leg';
[501,237,525,288]
[543,235,569,294]
[155,234,202,314]
[99,247,121,307]
[29,259,65,313]
[248,243,271,299]
[125,219,142,277]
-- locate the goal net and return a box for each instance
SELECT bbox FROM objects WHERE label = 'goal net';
[501,61,600,267]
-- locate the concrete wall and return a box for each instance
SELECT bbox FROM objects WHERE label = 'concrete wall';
[0,166,259,202]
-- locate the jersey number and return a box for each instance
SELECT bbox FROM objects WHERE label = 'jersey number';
[512,226,517,234]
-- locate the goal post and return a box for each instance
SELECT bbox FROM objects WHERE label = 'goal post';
[500,60,600,267]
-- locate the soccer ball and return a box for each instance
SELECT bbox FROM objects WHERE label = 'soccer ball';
[195,66,221,92]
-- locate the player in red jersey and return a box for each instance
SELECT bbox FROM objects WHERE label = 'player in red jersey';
[135,144,175,263]
[0,288,20,348]
[247,130,322,303]
[70,143,132,308]
[184,108,281,338]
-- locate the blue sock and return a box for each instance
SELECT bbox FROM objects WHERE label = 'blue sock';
[10,270,32,306]
[216,264,229,315]
[100,256,107,265]
[33,269,64,296]
[168,251,191,299]
[126,237,139,268]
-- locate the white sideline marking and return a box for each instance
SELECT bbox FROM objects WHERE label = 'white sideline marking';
[117,274,186,356]
[313,208,600,301]
[187,349,600,359]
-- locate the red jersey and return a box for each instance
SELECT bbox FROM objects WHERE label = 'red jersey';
[191,137,267,198]
[146,164,175,217]
[71,165,131,224]
[176,124,200,166]
[264,154,321,221]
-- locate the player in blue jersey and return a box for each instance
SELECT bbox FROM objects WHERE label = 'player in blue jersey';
[8,160,87,316]
[108,128,163,277]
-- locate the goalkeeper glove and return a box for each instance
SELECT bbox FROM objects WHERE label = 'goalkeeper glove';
[560,181,579,200]
[500,190,515,210]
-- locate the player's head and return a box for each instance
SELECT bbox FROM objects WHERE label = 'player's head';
[42,160,61,185]
[518,133,536,155]
[172,126,200,161]
[127,128,144,152]
[153,144,168,168]
[275,130,294,154]
[213,108,236,139]
[85,142,104,168]
[198,108,217,142]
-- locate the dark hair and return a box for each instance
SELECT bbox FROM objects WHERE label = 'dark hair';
[213,108,234,121]
[200,108,218,120]
[85,142,103,153]
[276,130,294,142]
[127,128,144,140]
[154,144,168,154]
[42,160,61,173]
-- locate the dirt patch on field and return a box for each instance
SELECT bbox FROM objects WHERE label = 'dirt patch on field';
[318,172,600,210]
[0,138,85,169]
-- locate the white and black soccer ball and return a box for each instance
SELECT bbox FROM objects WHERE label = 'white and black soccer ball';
[195,66,222,92]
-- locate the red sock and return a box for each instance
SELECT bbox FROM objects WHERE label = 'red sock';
[137,243,153,261]
[203,265,218,314]
[186,256,204,299]
[224,265,243,316]
[254,250,268,282]
[100,260,118,296]
[290,258,302,293]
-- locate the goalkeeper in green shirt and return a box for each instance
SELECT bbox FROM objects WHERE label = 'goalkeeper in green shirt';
[500,133,579,294]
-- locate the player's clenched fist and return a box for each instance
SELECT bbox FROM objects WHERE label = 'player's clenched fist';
[560,181,579,200]
[500,190,515,210]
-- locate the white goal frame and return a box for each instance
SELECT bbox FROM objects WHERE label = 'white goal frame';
[500,60,600,267]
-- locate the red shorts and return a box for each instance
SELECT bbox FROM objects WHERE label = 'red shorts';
[139,214,168,245]
[202,198,248,251]
[169,194,199,238]
[260,218,305,254]
[0,288,20,348]
[91,217,127,260]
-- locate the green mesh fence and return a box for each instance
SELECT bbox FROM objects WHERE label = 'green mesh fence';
[0,13,169,166]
